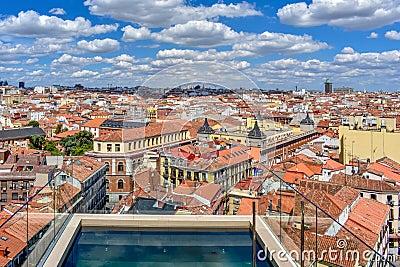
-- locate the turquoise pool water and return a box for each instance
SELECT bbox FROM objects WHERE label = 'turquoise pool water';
[63,230,271,267]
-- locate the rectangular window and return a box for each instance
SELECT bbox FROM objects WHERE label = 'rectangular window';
[12,193,18,200]
[115,144,121,152]
[106,144,112,152]
[97,143,101,151]
[128,143,132,150]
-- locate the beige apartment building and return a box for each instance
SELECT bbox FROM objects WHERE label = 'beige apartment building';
[86,120,191,204]
[339,116,399,164]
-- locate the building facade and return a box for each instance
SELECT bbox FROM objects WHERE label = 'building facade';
[54,156,107,212]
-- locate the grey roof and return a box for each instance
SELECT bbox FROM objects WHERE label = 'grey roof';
[248,121,266,139]
[0,127,46,141]
[129,197,177,215]
[197,118,215,134]
[300,113,315,125]
[100,120,148,129]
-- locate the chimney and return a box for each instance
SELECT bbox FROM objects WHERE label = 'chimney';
[0,246,9,258]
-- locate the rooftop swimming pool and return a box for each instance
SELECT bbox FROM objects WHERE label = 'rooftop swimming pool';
[63,229,271,267]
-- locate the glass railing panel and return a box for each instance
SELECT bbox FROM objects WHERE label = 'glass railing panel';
[262,169,395,267]
[0,178,78,267]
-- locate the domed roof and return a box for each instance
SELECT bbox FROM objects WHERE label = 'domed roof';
[197,118,215,134]
[300,113,314,125]
[248,120,265,139]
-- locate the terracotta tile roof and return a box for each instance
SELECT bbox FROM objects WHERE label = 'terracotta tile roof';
[323,159,345,171]
[294,187,344,228]
[62,156,105,182]
[81,118,108,128]
[134,168,160,191]
[339,198,389,249]
[283,171,303,185]
[330,173,399,192]
[368,162,400,182]
[192,183,221,204]
[236,196,268,215]
[284,228,360,267]
[54,129,81,139]
[0,229,26,266]
[334,186,359,205]
[376,156,400,171]
[265,190,295,214]
[30,183,81,212]
[2,212,53,245]
[184,118,221,138]
[173,181,222,206]
[126,120,189,140]
[95,120,189,142]
[95,131,122,142]
[287,163,315,178]
[234,176,265,191]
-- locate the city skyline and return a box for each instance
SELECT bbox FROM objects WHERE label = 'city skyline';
[0,0,400,91]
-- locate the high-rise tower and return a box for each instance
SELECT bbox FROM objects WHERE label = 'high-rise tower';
[324,78,332,94]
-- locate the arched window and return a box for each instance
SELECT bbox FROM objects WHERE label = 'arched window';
[117,179,124,189]
[104,162,110,172]
[118,162,124,172]
[105,179,109,189]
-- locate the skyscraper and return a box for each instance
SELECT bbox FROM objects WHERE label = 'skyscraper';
[324,78,332,94]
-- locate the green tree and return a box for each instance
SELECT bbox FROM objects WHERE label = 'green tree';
[50,149,63,156]
[60,131,94,156]
[44,140,57,151]
[27,120,39,127]
[43,140,62,155]
[29,135,45,150]
[54,124,63,134]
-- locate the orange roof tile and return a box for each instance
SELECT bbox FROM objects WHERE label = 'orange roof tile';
[81,118,108,128]
[54,130,81,139]
[287,163,315,178]
[323,159,345,171]
[236,196,268,215]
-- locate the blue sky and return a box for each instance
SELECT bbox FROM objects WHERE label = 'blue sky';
[0,0,399,91]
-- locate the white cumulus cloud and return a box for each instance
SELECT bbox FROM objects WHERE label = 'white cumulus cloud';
[277,0,400,30]
[152,21,242,47]
[77,38,120,53]
[385,30,400,40]
[49,8,66,15]
[84,0,261,27]
[232,31,329,56]
[28,69,45,76]
[0,10,118,38]
[25,58,39,64]
[367,32,379,38]
[121,26,151,42]
[71,69,99,78]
